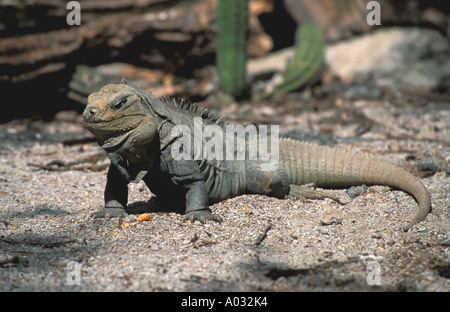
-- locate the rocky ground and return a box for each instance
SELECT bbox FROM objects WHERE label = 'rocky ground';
[0,84,449,292]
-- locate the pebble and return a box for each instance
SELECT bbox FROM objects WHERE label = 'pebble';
[417,161,441,172]
[320,206,342,226]
[149,244,160,251]
[346,184,369,197]
[317,227,330,235]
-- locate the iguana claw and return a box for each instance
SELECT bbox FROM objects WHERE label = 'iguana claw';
[184,210,222,224]
[91,208,128,219]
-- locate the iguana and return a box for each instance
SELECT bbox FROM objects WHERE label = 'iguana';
[83,80,431,231]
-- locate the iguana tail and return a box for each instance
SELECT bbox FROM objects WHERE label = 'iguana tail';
[280,139,431,231]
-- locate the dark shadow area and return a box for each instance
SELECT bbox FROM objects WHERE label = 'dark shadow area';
[0,206,72,219]
[126,197,185,215]
[0,115,92,149]
[238,259,382,291]
[258,1,297,51]
[0,72,83,123]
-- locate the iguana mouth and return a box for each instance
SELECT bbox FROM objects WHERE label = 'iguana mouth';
[83,117,104,124]
[84,114,146,125]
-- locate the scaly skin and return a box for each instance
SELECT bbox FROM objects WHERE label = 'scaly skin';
[83,81,431,231]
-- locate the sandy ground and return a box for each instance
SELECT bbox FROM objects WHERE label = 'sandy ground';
[0,88,449,291]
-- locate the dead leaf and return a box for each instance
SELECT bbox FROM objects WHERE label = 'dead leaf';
[137,213,152,222]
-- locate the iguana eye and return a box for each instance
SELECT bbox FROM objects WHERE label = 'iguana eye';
[112,98,126,111]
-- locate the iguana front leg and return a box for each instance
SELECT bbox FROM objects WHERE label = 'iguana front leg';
[92,165,129,218]
[164,154,222,224]
[183,180,222,224]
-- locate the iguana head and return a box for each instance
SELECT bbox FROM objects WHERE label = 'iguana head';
[83,83,152,142]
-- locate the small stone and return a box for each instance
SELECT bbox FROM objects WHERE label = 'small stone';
[417,161,441,172]
[417,161,441,178]
[320,250,333,259]
[346,184,368,198]
[320,206,342,226]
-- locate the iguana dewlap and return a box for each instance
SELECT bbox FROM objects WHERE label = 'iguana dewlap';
[83,80,431,231]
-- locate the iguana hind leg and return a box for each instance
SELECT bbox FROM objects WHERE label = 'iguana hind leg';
[288,184,342,204]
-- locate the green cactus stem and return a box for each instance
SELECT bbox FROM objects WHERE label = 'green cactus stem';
[258,23,324,99]
[216,0,248,97]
